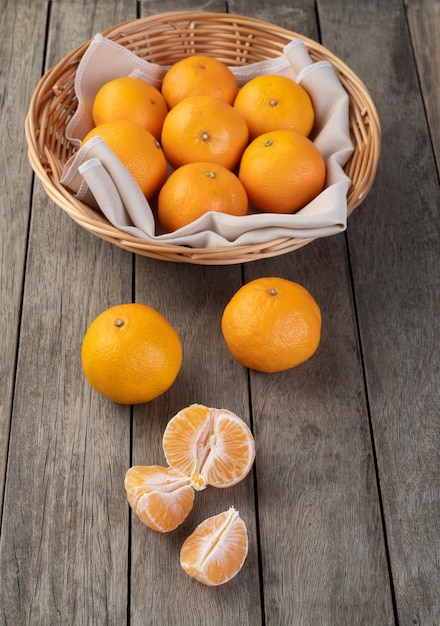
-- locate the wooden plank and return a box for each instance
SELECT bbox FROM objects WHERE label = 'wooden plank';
[130,261,261,625]
[318,0,440,624]
[228,0,395,623]
[405,0,440,166]
[140,0,228,14]
[0,1,137,624]
[0,0,47,516]
[127,4,262,624]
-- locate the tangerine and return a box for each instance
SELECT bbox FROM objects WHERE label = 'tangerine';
[157,162,248,232]
[81,303,182,404]
[161,95,249,170]
[81,120,168,199]
[92,76,168,140]
[161,55,238,108]
[180,507,248,586]
[221,277,322,372]
[238,129,326,214]
[124,465,195,532]
[162,404,255,491]
[233,74,315,139]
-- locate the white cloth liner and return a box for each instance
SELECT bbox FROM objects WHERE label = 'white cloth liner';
[61,34,354,247]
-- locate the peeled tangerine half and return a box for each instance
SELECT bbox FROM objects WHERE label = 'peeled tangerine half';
[162,404,256,492]
[180,507,248,586]
[124,465,195,533]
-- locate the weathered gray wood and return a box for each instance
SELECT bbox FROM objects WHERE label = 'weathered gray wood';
[130,261,261,625]
[0,1,137,624]
[126,3,262,623]
[0,0,47,517]
[319,0,440,624]
[229,1,395,624]
[1,0,439,624]
[405,0,440,167]
[141,0,228,14]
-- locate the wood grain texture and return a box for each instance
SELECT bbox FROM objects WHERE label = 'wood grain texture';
[318,0,440,624]
[129,259,261,625]
[0,0,47,517]
[1,0,439,624]
[405,0,440,166]
[0,2,137,624]
[245,240,394,626]
[229,1,395,624]
[129,6,261,624]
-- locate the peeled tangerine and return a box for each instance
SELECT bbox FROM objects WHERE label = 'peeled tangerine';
[180,507,248,586]
[162,404,256,492]
[124,405,255,532]
[124,465,195,533]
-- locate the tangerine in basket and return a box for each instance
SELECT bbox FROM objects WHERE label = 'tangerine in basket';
[161,95,249,170]
[180,506,248,586]
[162,404,255,491]
[233,74,315,139]
[221,277,322,372]
[238,129,326,214]
[157,162,248,232]
[92,76,168,140]
[124,465,195,532]
[81,120,167,199]
[161,55,238,108]
[81,303,182,404]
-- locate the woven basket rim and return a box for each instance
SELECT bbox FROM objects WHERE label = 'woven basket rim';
[25,10,381,264]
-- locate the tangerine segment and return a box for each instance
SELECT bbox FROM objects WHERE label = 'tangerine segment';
[180,507,248,586]
[162,404,255,490]
[124,465,195,532]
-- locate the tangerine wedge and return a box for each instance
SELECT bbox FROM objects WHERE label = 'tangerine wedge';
[162,404,255,491]
[180,506,248,586]
[124,465,195,532]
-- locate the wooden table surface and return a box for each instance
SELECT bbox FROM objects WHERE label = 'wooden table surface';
[1,0,439,624]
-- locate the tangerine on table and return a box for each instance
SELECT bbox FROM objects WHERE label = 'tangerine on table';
[238,129,326,214]
[160,95,249,170]
[221,277,322,372]
[233,74,315,140]
[180,507,248,586]
[81,120,167,199]
[92,76,168,140]
[81,303,182,404]
[162,404,256,491]
[157,162,248,232]
[124,404,255,532]
[161,54,238,108]
[124,465,195,532]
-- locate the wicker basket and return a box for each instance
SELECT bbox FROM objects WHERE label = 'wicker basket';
[25,11,381,265]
